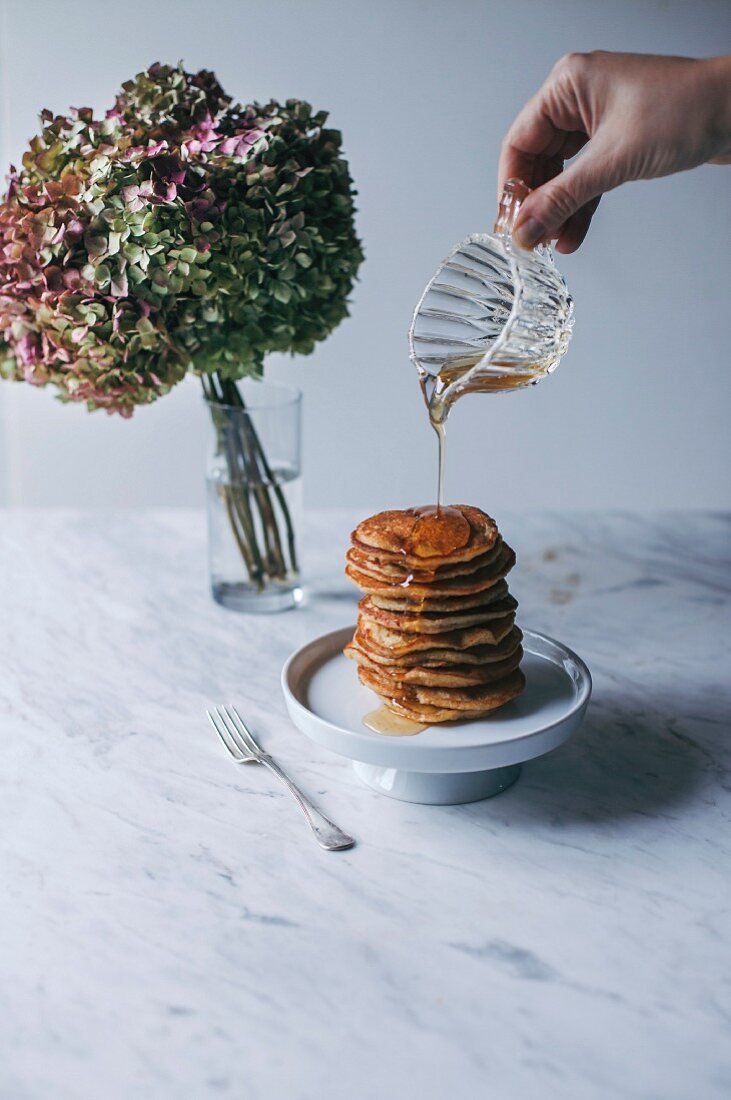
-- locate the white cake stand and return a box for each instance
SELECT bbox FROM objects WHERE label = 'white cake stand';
[281,626,591,805]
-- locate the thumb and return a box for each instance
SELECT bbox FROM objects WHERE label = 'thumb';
[513,154,609,248]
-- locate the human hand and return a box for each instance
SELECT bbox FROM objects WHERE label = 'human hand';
[498,51,731,253]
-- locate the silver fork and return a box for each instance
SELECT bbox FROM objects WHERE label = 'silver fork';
[207,705,355,851]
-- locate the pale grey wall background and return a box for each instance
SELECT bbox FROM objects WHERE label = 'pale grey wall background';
[0,0,729,511]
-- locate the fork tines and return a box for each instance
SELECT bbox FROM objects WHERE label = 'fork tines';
[207,705,263,761]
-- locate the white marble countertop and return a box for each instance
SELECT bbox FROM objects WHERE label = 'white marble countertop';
[1,509,729,1099]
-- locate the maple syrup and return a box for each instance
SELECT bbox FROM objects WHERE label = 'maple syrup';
[363,705,426,736]
[419,357,543,510]
[435,420,446,508]
[406,505,470,557]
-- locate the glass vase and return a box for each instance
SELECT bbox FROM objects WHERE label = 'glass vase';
[206,378,303,613]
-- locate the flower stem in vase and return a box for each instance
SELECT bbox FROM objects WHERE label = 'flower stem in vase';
[219,377,299,577]
[203,373,299,591]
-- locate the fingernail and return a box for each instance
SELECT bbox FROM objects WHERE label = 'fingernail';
[514,217,544,248]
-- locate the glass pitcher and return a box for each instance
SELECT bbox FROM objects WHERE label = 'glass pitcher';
[408,179,574,424]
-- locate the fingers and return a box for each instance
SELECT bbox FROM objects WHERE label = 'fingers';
[497,55,589,199]
[497,51,605,251]
[497,110,559,197]
[497,116,569,200]
[513,151,610,248]
[496,49,731,252]
[554,196,601,253]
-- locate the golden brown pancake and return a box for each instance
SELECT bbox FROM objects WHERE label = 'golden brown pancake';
[369,578,509,613]
[360,662,525,709]
[352,505,498,566]
[358,594,518,634]
[346,639,523,687]
[345,543,515,599]
[346,538,504,583]
[351,624,524,667]
[357,666,525,722]
[357,614,516,656]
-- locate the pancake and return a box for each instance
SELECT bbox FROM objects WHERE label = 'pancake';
[358,666,526,722]
[346,538,504,583]
[352,505,498,567]
[358,593,518,634]
[360,663,526,710]
[369,578,509,613]
[351,624,524,667]
[358,613,516,656]
[346,639,524,687]
[345,543,515,599]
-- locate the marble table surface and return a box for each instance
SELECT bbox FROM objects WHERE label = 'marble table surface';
[0,509,729,1100]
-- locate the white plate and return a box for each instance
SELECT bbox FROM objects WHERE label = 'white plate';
[281,626,591,805]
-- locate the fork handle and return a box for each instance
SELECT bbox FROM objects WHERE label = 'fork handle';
[258,756,355,851]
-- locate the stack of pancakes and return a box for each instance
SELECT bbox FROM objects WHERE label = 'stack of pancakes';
[344,505,525,724]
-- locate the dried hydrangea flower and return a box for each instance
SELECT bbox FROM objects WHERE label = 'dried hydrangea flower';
[0,62,363,414]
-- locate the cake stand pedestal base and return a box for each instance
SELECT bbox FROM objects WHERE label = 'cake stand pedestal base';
[352,761,522,805]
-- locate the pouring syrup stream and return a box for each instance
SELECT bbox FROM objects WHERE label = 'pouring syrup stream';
[434,420,446,509]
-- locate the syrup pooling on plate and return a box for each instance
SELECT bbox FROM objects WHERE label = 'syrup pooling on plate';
[363,706,426,736]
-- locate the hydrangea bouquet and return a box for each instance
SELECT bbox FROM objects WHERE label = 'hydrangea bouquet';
[0,63,363,594]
